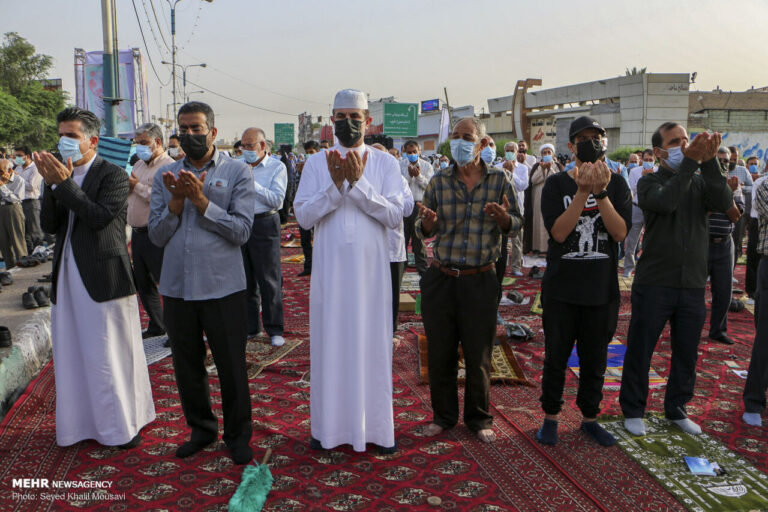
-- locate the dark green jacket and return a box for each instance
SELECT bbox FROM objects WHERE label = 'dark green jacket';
[634,156,733,288]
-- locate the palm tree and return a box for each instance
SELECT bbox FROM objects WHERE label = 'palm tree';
[625,67,647,76]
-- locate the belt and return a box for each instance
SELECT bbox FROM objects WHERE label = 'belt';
[432,261,494,277]
[254,210,277,219]
[132,226,149,233]
[22,198,38,203]
[710,235,729,244]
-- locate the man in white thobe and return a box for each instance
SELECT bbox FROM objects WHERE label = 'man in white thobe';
[35,107,154,448]
[294,89,404,453]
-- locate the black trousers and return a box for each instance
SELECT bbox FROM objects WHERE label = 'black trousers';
[744,256,768,414]
[746,217,760,297]
[164,290,251,448]
[241,213,284,336]
[390,261,405,333]
[707,237,733,338]
[299,226,313,272]
[421,265,499,431]
[732,213,748,269]
[540,296,618,418]
[619,284,706,420]
[495,234,509,304]
[131,228,165,333]
[21,199,43,252]
[403,207,429,276]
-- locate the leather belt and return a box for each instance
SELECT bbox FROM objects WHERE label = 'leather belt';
[254,210,277,219]
[132,226,149,233]
[432,261,494,277]
[710,235,729,244]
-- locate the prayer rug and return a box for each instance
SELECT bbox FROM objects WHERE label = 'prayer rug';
[203,337,304,379]
[417,334,532,386]
[401,271,421,292]
[280,238,302,248]
[142,335,172,365]
[531,291,543,315]
[501,276,516,286]
[280,253,305,264]
[602,415,768,512]
[567,339,666,390]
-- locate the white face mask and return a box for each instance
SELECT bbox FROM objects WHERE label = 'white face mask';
[168,147,180,157]
[663,146,684,171]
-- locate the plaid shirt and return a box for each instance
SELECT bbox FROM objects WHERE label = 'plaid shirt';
[416,161,522,267]
[755,179,768,255]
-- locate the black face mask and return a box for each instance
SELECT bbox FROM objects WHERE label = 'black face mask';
[575,139,605,163]
[334,118,363,148]
[180,133,210,160]
[728,161,736,171]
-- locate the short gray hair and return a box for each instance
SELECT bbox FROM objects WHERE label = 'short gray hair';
[504,141,518,152]
[134,123,163,141]
[717,146,731,157]
[454,117,487,140]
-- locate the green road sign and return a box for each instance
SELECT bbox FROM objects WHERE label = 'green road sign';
[383,103,418,137]
[274,123,295,146]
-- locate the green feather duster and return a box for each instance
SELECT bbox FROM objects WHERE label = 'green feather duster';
[229,449,274,512]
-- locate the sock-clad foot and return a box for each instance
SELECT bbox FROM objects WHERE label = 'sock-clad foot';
[670,417,702,435]
[176,438,215,458]
[624,418,646,436]
[581,421,616,446]
[536,419,558,445]
[230,445,253,465]
[743,412,762,427]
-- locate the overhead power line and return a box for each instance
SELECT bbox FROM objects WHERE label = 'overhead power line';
[147,0,171,51]
[130,0,170,85]
[184,78,298,117]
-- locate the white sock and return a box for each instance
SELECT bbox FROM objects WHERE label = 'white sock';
[671,418,702,435]
[624,418,646,436]
[743,412,763,427]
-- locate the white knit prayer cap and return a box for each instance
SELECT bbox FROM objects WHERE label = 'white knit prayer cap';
[333,89,368,110]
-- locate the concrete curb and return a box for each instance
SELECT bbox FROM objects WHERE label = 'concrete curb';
[0,309,52,422]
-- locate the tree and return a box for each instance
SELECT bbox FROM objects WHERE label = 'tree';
[608,146,646,163]
[625,67,647,76]
[438,140,451,158]
[0,32,66,150]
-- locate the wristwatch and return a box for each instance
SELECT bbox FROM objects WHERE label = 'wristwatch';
[593,189,609,200]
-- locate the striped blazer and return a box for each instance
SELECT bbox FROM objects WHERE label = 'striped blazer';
[41,156,136,304]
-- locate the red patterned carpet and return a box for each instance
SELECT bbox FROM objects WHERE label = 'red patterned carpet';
[0,225,765,511]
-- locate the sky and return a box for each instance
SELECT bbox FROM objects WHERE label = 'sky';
[2,0,768,144]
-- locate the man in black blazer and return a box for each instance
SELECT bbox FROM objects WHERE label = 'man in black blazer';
[34,107,155,449]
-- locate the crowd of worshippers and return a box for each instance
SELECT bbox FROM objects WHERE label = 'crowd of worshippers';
[12,88,767,465]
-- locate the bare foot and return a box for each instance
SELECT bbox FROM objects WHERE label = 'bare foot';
[477,429,496,443]
[423,423,444,437]
[393,336,402,349]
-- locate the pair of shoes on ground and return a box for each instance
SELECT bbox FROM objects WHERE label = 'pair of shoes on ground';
[23,286,50,309]
[16,254,49,267]
[176,437,253,464]
[0,326,11,348]
[0,271,12,286]
[709,333,735,345]
[536,419,616,447]
[624,417,702,436]
[37,272,52,283]
[729,299,746,313]
[528,266,545,279]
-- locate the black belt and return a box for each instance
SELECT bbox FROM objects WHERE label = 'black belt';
[710,235,730,244]
[132,226,149,233]
[22,198,38,203]
[254,210,277,219]
[432,261,495,277]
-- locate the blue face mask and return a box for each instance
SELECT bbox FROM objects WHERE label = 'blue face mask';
[565,161,575,171]
[450,139,477,166]
[440,161,449,169]
[135,144,153,162]
[58,136,83,163]
[243,150,263,164]
[406,153,419,163]
[642,161,654,170]
[541,154,553,163]
[14,156,24,167]
[505,151,516,161]
[750,164,758,174]
[663,146,684,171]
[627,162,637,169]
[481,146,495,164]
[234,154,244,160]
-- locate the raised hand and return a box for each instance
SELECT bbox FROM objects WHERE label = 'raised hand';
[419,203,438,234]
[574,162,594,194]
[484,195,511,230]
[162,171,185,200]
[177,170,207,201]
[408,162,420,178]
[34,151,73,186]
[682,132,711,162]
[727,175,740,192]
[128,171,139,191]
[326,150,345,188]
[345,150,368,183]
[592,161,612,194]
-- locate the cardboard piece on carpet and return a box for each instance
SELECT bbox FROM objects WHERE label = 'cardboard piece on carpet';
[401,272,420,292]
[281,238,302,248]
[400,293,416,312]
[619,275,633,292]
[531,292,543,315]
[501,277,516,286]
[281,254,305,264]
[568,339,666,390]
[418,334,532,386]
[602,415,768,512]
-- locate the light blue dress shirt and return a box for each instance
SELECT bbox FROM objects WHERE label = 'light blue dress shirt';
[249,155,287,214]
[148,148,257,301]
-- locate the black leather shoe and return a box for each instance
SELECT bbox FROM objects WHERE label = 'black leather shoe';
[118,434,142,449]
[175,438,216,458]
[22,292,38,309]
[710,334,735,345]
[309,437,325,450]
[33,289,50,307]
[230,445,253,465]
[298,269,311,277]
[38,273,52,283]
[376,442,398,455]
[0,272,12,286]
[0,326,11,348]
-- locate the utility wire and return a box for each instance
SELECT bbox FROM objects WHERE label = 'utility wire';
[179,1,203,51]
[184,78,298,117]
[131,0,170,86]
[147,0,171,51]
[139,0,170,57]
